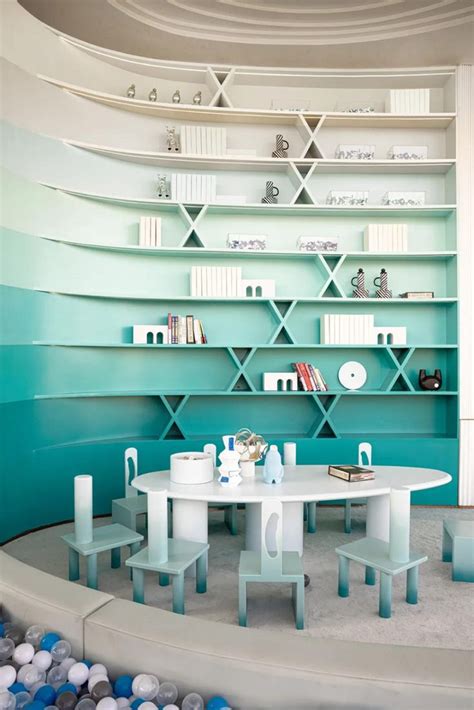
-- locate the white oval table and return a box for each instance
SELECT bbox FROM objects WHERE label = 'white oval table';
[133,465,451,575]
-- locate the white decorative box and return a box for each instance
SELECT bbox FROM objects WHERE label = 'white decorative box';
[335,144,375,160]
[227,234,266,251]
[327,190,369,207]
[382,191,425,206]
[388,145,428,160]
[386,89,430,114]
[364,224,408,252]
[170,452,214,485]
[298,237,338,252]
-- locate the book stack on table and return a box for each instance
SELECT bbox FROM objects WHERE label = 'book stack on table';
[328,465,375,482]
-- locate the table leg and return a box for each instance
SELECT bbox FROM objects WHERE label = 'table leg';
[366,494,390,542]
[245,502,261,552]
[173,499,208,578]
[246,501,304,556]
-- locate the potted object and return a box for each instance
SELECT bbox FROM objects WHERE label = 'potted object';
[234,428,268,477]
[170,451,214,485]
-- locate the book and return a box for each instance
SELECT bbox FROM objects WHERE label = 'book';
[400,291,434,299]
[186,315,195,344]
[292,363,308,391]
[328,465,375,482]
[167,312,172,343]
[306,364,319,391]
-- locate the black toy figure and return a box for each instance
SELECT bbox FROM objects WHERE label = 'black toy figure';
[419,369,442,390]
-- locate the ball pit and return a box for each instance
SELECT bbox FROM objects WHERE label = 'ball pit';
[0,620,231,710]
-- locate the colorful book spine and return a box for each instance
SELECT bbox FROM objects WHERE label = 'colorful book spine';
[186,315,195,344]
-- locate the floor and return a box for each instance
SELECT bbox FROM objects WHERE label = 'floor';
[5,506,474,650]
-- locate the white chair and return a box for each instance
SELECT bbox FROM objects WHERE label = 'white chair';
[111,448,148,532]
[205,443,238,535]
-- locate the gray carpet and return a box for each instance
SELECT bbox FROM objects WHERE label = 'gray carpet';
[4,506,474,650]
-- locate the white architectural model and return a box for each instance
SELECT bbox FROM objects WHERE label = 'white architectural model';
[373,326,407,345]
[321,314,407,345]
[263,372,298,391]
[133,325,169,344]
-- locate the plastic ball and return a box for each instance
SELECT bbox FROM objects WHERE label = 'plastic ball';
[3,626,22,646]
[50,643,71,665]
[113,676,132,699]
[115,700,129,709]
[162,706,179,710]
[55,685,77,698]
[87,668,105,680]
[29,683,46,697]
[58,661,76,675]
[56,691,78,710]
[206,697,231,710]
[47,667,67,689]
[67,665,89,688]
[9,682,27,694]
[182,694,204,710]
[44,706,59,710]
[156,682,178,706]
[89,683,112,704]
[96,700,117,710]
[131,676,159,702]
[87,676,107,694]
[35,686,57,706]
[21,668,45,691]
[23,702,46,710]
[13,645,35,667]
[0,665,16,689]
[134,704,153,710]
[0,625,5,639]
[0,640,14,663]
[24,629,45,650]
[0,690,15,710]
[129,701,143,710]
[39,637,61,654]
[32,653,52,673]
[76,701,96,710]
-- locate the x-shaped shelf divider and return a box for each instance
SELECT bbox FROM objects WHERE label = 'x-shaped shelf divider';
[307,393,341,439]
[383,346,416,392]
[208,67,235,108]
[178,204,208,247]
[159,394,189,439]
[226,347,257,391]
[289,161,319,205]
[316,254,347,297]
[267,300,298,344]
[297,114,326,159]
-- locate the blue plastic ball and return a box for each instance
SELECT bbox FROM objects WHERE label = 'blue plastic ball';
[130,700,144,710]
[80,661,92,669]
[9,683,28,694]
[0,623,5,638]
[113,676,133,699]
[56,684,77,697]
[24,703,46,710]
[206,698,231,710]
[39,635,61,653]
[34,686,57,706]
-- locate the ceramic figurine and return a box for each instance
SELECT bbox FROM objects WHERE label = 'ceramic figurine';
[157,174,170,199]
[127,84,136,99]
[193,91,202,105]
[261,180,279,204]
[218,435,242,487]
[374,268,392,298]
[166,126,180,152]
[172,89,181,104]
[351,268,369,298]
[272,134,289,158]
[148,88,158,102]
[263,445,284,485]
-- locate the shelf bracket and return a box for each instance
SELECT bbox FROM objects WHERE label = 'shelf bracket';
[267,300,298,344]
[225,346,257,392]
[158,394,190,440]
[317,254,347,298]
[383,347,416,392]
[307,393,341,439]
[178,204,208,248]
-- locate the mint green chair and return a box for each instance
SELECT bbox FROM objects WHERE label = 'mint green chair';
[112,448,148,531]
[336,487,426,618]
[238,499,305,629]
[62,474,143,590]
[442,519,474,582]
[126,489,209,614]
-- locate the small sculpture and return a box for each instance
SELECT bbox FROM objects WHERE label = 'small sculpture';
[272,134,289,158]
[351,268,369,298]
[193,91,202,105]
[166,126,180,152]
[148,88,158,102]
[156,174,170,199]
[127,84,136,99]
[263,445,284,485]
[172,89,181,104]
[218,435,242,487]
[374,268,392,298]
[419,369,442,391]
[261,180,279,204]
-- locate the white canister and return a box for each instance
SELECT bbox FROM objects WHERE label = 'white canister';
[170,452,214,485]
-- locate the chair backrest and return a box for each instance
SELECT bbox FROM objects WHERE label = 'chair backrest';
[203,443,217,467]
[124,448,138,498]
[358,442,372,467]
[260,499,283,576]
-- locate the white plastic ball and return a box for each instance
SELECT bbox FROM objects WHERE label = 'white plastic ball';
[14,692,31,710]
[29,681,46,696]
[156,683,178,705]
[88,665,107,678]
[136,704,155,710]
[47,665,67,688]
[68,663,89,687]
[59,658,77,673]
[13,644,35,667]
[181,693,204,710]
[115,699,129,709]
[0,690,15,710]
[131,675,159,701]
[0,665,16,690]
[24,627,45,649]
[17,665,33,685]
[32,651,53,672]
[22,666,45,690]
[88,675,108,693]
[0,641,15,663]
[44,706,60,710]
[50,641,72,664]
[163,706,179,710]
[96,699,117,710]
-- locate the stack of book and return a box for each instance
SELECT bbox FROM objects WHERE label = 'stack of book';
[171,174,217,203]
[292,362,328,391]
[364,224,408,252]
[386,89,430,114]
[139,217,161,247]
[191,266,242,297]
[181,126,226,156]
[321,314,375,344]
[167,313,207,344]
[328,465,375,482]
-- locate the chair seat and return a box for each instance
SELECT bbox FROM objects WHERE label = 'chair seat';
[126,539,209,575]
[62,524,143,555]
[239,550,303,581]
[444,519,474,539]
[112,496,147,514]
[336,537,427,575]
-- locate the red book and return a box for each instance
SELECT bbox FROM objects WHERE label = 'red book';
[307,364,320,391]
[167,312,172,343]
[302,363,316,391]
[292,363,307,391]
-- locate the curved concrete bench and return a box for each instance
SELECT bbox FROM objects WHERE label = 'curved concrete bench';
[1,551,472,709]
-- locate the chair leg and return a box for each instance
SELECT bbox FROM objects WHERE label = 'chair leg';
[86,554,98,590]
[159,573,170,587]
[406,565,419,604]
[225,505,238,535]
[338,555,350,597]
[133,568,145,604]
[307,502,317,534]
[129,542,140,580]
[379,572,392,618]
[452,538,474,582]
[344,500,352,534]
[303,502,308,521]
[196,552,207,593]
[68,549,80,581]
[294,580,305,630]
[238,579,247,627]
[111,547,121,569]
[172,573,185,614]
[365,566,376,585]
[167,501,173,538]
[442,526,452,562]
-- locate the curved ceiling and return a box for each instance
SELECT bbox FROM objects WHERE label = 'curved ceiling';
[19,0,474,67]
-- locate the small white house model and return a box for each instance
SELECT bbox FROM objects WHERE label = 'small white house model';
[133,325,169,344]
[263,372,298,391]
